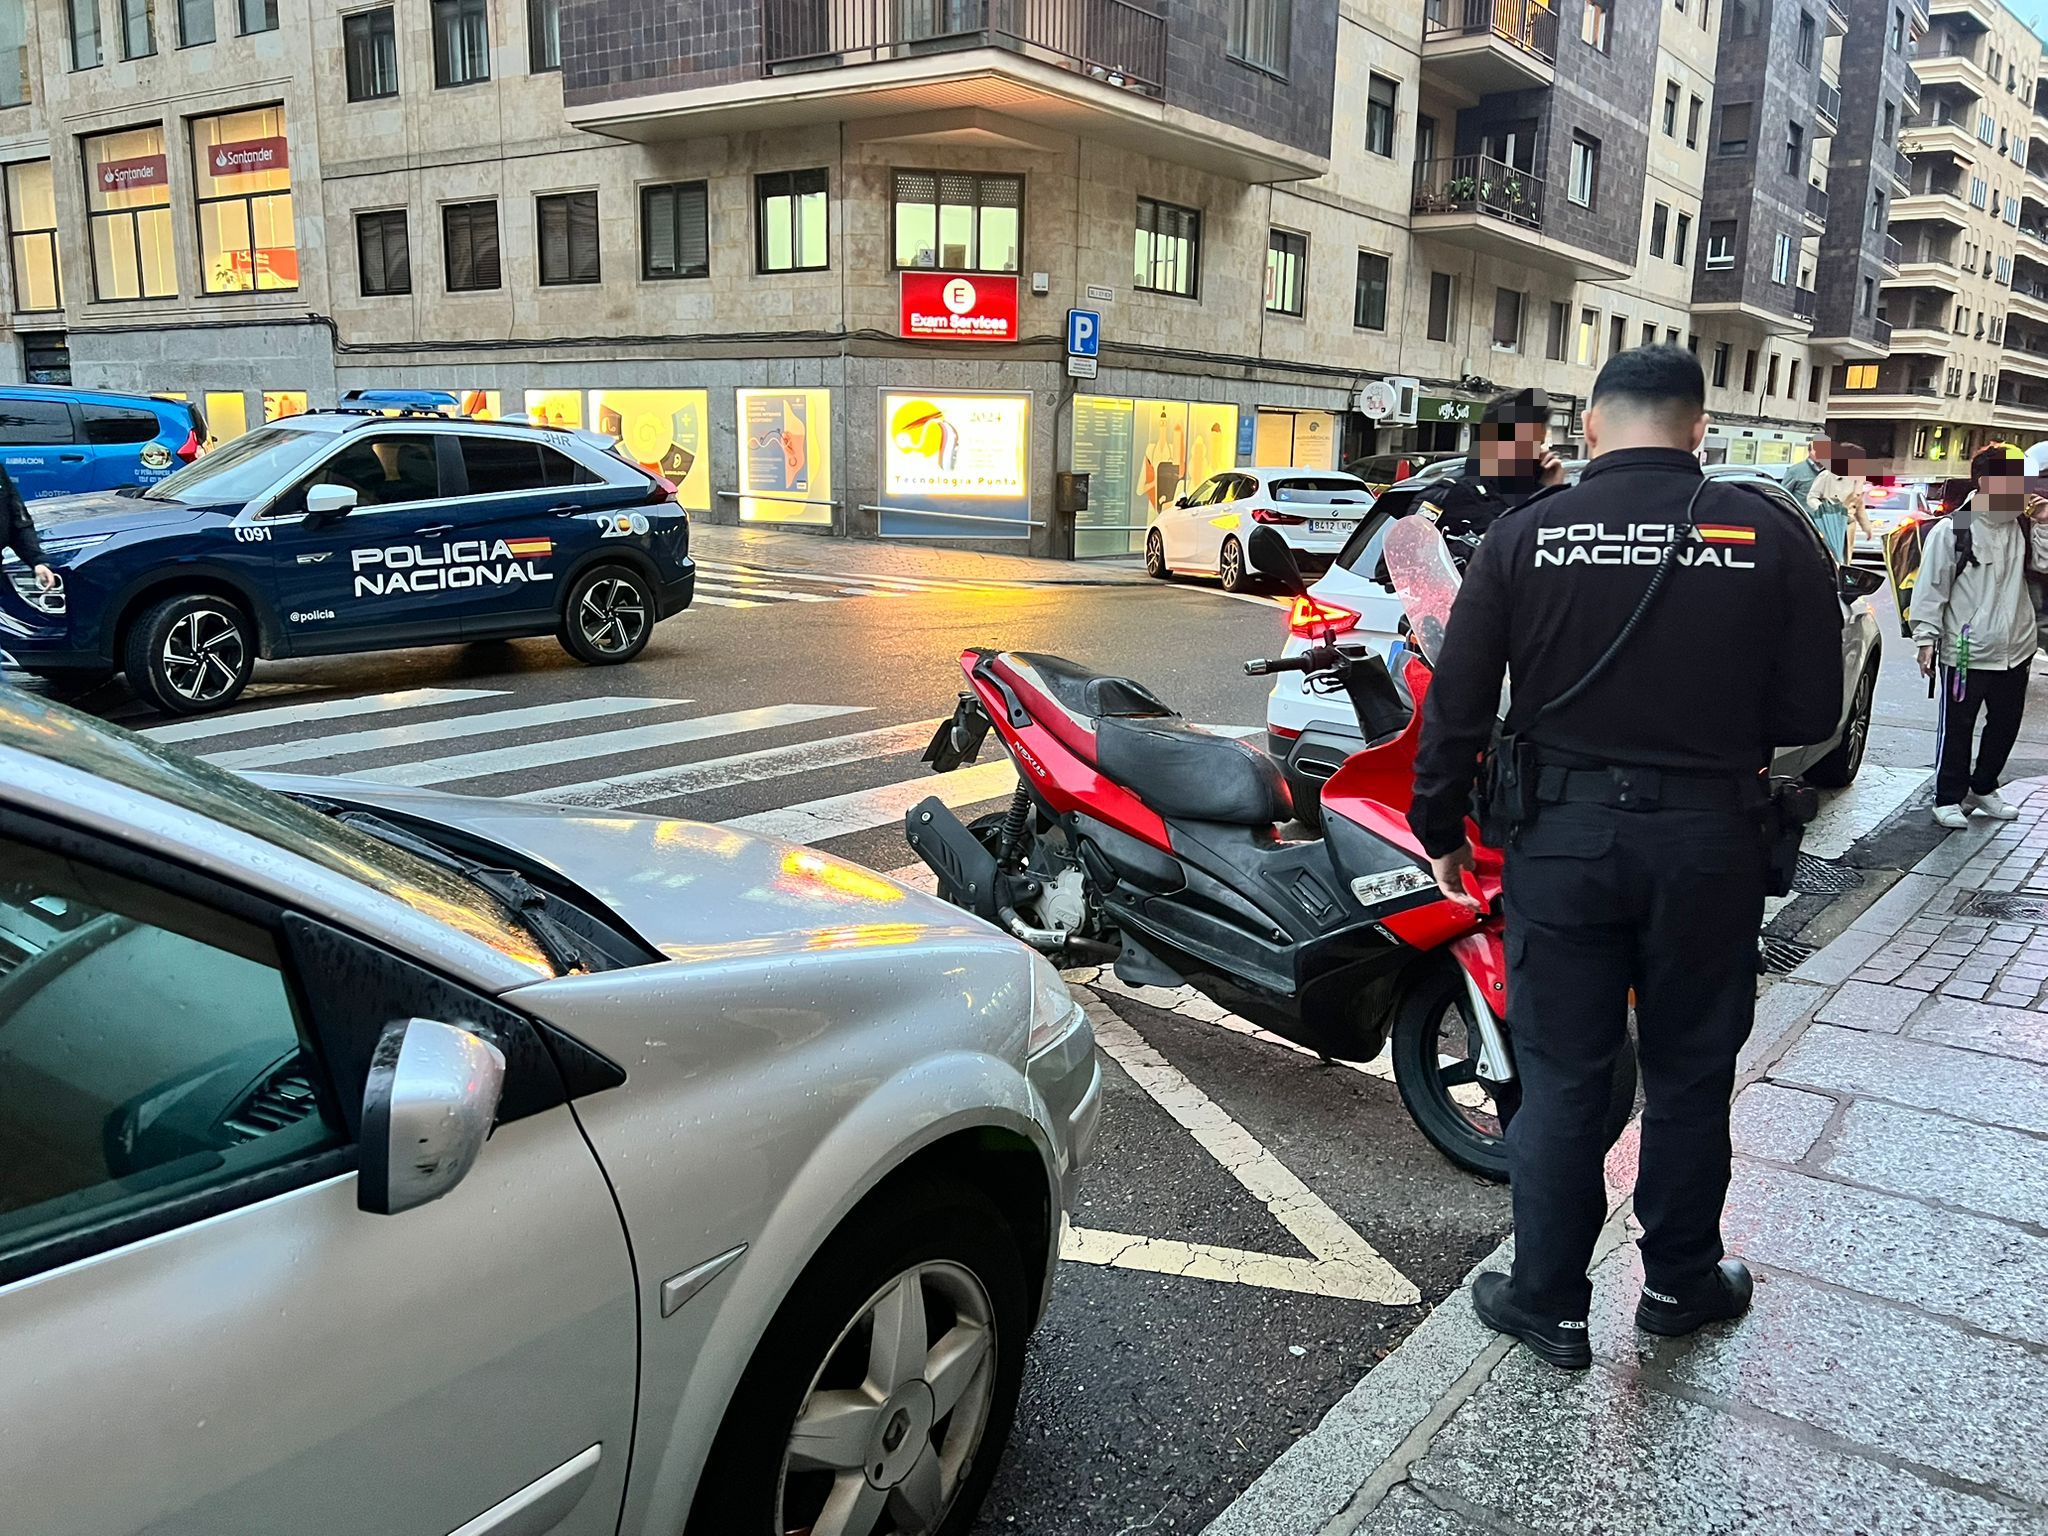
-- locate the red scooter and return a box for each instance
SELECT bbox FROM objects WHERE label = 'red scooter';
[907,522,1636,1178]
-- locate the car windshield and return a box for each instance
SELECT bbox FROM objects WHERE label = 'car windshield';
[1270,476,1372,503]
[144,425,333,504]
[1868,491,1913,510]
[0,690,556,976]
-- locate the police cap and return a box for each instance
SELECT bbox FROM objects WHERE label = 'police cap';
[1479,388,1550,434]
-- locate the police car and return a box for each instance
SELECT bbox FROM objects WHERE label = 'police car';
[0,411,694,715]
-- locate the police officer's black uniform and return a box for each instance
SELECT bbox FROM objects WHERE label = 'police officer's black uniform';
[1417,463,1542,549]
[1409,447,1844,1354]
[1,462,41,569]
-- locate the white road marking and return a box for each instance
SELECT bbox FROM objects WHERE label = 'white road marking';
[690,578,839,604]
[722,759,1017,843]
[1064,1000,1420,1304]
[140,687,509,743]
[354,704,868,788]
[703,559,1037,593]
[513,718,945,809]
[1219,591,1289,609]
[203,696,688,770]
[690,593,766,609]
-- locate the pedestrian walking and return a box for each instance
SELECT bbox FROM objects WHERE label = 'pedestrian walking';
[1916,443,2037,830]
[1,460,53,594]
[1419,388,1566,552]
[1806,442,1872,566]
[1407,345,1844,1370]
[1781,434,1828,512]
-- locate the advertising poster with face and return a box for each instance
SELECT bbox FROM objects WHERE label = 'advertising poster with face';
[878,391,1030,538]
[590,389,712,512]
[737,388,833,524]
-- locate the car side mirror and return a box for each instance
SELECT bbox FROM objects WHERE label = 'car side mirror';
[305,484,359,519]
[1247,525,1308,595]
[1173,495,1191,508]
[358,1018,505,1216]
[1839,564,1885,601]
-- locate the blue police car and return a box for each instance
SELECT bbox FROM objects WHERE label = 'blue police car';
[0,410,695,715]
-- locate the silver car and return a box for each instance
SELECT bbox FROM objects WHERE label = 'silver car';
[0,688,1099,1536]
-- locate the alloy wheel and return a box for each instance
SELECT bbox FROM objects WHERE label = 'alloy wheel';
[776,1261,999,1536]
[1844,668,1874,777]
[1145,531,1166,577]
[576,578,649,656]
[159,608,246,705]
[1220,538,1244,590]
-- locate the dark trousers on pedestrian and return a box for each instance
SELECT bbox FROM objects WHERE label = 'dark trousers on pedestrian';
[1502,801,1766,1321]
[1935,663,2030,807]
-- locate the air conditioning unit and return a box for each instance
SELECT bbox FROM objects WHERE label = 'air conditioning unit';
[1387,375,1421,425]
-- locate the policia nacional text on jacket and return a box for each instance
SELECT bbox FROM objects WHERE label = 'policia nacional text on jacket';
[1404,345,1845,1367]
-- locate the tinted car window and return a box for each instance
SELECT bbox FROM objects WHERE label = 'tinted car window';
[462,437,546,495]
[1338,490,1420,573]
[1272,476,1372,504]
[538,445,599,488]
[0,398,75,446]
[305,434,443,508]
[80,403,160,445]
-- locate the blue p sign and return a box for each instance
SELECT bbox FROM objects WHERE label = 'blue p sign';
[1067,308,1101,358]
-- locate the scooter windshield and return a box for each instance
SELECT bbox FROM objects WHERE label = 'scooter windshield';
[1381,514,1464,666]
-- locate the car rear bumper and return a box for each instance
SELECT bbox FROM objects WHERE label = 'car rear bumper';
[656,558,695,618]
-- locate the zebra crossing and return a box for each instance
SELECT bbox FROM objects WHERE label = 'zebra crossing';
[688,557,1051,610]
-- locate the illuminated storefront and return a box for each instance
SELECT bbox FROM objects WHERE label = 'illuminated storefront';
[523,389,583,429]
[736,388,832,525]
[878,390,1029,538]
[1072,397,1240,556]
[590,389,712,512]
[81,127,175,301]
[191,107,296,293]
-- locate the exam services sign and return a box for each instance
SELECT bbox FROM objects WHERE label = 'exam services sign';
[898,273,1020,343]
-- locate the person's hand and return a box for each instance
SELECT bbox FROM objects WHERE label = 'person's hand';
[1918,644,1935,679]
[1538,450,1566,488]
[32,563,55,591]
[1430,842,1481,908]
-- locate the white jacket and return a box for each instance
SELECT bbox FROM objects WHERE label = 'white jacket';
[1911,510,2038,671]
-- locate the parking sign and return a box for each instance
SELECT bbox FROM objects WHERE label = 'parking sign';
[1066,308,1101,358]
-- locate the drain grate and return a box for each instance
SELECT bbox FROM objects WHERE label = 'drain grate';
[1759,936,1818,975]
[1953,892,2048,921]
[1792,854,1864,896]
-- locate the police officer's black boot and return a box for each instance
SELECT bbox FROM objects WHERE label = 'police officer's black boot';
[1472,1272,1592,1370]
[1635,1258,1755,1337]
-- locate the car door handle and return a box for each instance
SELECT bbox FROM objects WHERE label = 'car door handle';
[59,452,85,462]
[415,523,455,537]
[549,503,582,516]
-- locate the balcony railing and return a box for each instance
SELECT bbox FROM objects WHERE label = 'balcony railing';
[1806,181,1831,223]
[1817,78,1842,126]
[1794,286,1818,321]
[1882,233,1905,267]
[760,0,1169,95]
[1902,68,1922,110]
[1412,155,1545,228]
[1422,0,1559,63]
[1891,146,1914,186]
[1874,317,1895,347]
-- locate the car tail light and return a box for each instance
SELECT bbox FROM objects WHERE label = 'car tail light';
[175,429,201,462]
[1251,506,1307,526]
[1288,596,1360,638]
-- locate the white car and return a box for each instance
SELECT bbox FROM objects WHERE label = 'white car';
[1145,467,1375,593]
[1856,482,1930,565]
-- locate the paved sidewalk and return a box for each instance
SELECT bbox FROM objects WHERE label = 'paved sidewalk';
[1203,785,2048,1536]
[690,522,1150,586]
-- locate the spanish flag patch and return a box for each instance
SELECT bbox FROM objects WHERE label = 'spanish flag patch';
[1696,524,1757,544]
[505,536,554,559]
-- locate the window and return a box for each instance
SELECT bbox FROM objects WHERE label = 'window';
[344,8,398,101]
[1712,341,1731,386]
[1569,133,1598,207]
[1135,195,1200,297]
[1581,0,1611,50]
[1674,210,1692,264]
[1353,250,1388,330]
[1845,362,1878,388]
[121,0,153,57]
[1687,333,1700,353]
[1576,306,1598,365]
[528,0,559,71]
[442,199,500,291]
[1766,355,1781,395]
[1787,359,1801,398]
[81,402,157,443]
[1785,122,1803,177]
[1733,0,1757,31]
[536,190,600,286]
[460,436,597,495]
[177,0,213,46]
[1366,74,1397,158]
[82,128,175,301]
[1686,94,1703,149]
[891,170,1021,273]
[1796,9,1816,67]
[1890,6,1903,49]
[642,181,708,281]
[1547,299,1568,360]
[1871,191,1885,230]
[432,0,488,87]
[1415,114,1437,173]
[5,160,60,309]
[1809,368,1824,404]
[1882,102,1896,144]
[1266,228,1307,316]
[758,169,829,274]
[1663,81,1680,136]
[1427,271,1456,341]
[1665,327,1680,346]
[1718,103,1752,156]
[0,395,72,443]
[1641,320,1658,348]
[1706,219,1736,268]
[1773,231,1793,283]
[1493,287,1523,350]
[68,0,99,68]
[1228,0,1291,74]
[355,209,409,296]
[1742,348,1758,391]
[1609,313,1626,357]
[192,107,296,293]
[1650,202,1669,258]
[236,0,273,32]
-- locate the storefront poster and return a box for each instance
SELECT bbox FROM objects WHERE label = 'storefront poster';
[879,390,1030,538]
[1757,440,1795,465]
[1133,400,1189,525]
[523,390,583,430]
[1070,397,1238,555]
[262,391,305,422]
[591,388,712,513]
[737,388,832,525]
[1073,396,1137,556]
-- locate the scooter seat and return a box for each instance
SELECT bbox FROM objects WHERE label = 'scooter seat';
[989,652,1178,764]
[1096,717,1294,827]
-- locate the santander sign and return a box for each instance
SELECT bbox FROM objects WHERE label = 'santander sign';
[209,136,290,177]
[98,155,167,193]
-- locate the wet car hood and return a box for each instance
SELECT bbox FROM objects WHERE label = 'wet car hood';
[252,774,985,963]
[25,490,209,540]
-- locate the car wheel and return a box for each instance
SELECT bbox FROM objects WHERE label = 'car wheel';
[558,563,655,665]
[122,594,255,716]
[686,1176,1030,1536]
[1218,535,1251,594]
[1145,529,1171,580]
[1805,662,1876,788]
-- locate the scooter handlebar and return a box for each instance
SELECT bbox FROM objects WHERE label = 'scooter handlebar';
[1245,644,1343,678]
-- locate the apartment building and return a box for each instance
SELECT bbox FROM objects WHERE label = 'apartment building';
[1830,0,2048,477]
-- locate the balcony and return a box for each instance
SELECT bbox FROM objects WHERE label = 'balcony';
[1888,185,1972,228]
[1810,314,1893,359]
[1888,146,1914,191]
[1803,182,1830,231]
[2023,223,2048,262]
[1887,319,1951,350]
[1900,117,1982,162]
[1909,43,1987,99]
[2002,343,2048,381]
[1929,0,1997,32]
[1902,68,1922,113]
[1794,287,1818,322]
[1825,0,1849,33]
[1882,233,1905,272]
[2011,282,2048,322]
[564,0,1328,183]
[1816,79,1841,137]
[1410,156,1628,280]
[1421,0,1558,97]
[1891,253,1964,291]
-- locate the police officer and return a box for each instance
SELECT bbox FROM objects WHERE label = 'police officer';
[1407,346,1844,1369]
[1420,387,1566,551]
[1,460,53,595]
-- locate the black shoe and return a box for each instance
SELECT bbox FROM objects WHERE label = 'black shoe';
[1472,1272,1592,1370]
[1636,1259,1755,1337]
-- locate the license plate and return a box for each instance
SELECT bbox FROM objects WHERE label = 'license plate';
[1310,519,1348,534]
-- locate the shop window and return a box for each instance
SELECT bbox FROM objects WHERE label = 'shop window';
[262,390,305,421]
[1228,0,1290,74]
[1427,271,1455,341]
[523,389,579,428]
[1353,250,1388,331]
[443,199,500,291]
[432,0,488,87]
[1493,288,1523,351]
[1365,75,1396,158]
[1546,300,1567,360]
[537,191,599,286]
[191,107,296,293]
[1135,195,1200,298]
[177,0,211,45]
[642,181,708,280]
[528,0,559,71]
[1266,228,1306,317]
[6,160,60,309]
[344,8,397,101]
[203,390,247,444]
[235,0,273,33]
[0,0,24,103]
[83,127,176,301]
[68,0,99,68]
[356,209,409,296]
[891,170,1021,273]
[756,168,828,274]
[1568,133,1598,207]
[120,0,152,57]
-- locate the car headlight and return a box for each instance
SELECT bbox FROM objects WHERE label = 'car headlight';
[5,564,64,615]
[1027,952,1086,1056]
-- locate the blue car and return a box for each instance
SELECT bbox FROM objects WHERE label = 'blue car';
[0,386,206,500]
[0,411,695,715]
